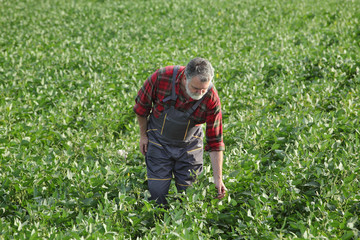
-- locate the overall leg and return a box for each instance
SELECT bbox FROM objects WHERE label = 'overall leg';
[173,138,204,192]
[146,137,174,205]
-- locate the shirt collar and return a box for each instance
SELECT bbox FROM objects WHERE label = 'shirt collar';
[176,67,185,83]
[175,67,194,102]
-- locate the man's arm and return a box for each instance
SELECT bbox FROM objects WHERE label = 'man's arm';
[136,114,148,156]
[210,151,227,199]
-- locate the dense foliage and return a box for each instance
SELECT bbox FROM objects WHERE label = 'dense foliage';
[1,0,359,239]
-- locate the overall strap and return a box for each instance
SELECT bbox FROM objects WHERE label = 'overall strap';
[162,65,180,104]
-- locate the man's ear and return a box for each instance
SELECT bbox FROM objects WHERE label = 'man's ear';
[182,75,187,85]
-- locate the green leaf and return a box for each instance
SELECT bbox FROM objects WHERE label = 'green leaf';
[341,231,354,240]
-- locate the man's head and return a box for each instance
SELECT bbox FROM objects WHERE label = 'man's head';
[185,57,214,83]
[183,58,214,100]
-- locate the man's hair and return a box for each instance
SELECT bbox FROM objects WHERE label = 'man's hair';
[184,57,214,83]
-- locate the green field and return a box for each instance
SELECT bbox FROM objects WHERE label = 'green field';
[1,0,360,239]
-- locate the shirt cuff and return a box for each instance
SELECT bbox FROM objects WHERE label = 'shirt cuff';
[133,104,150,117]
[205,143,225,152]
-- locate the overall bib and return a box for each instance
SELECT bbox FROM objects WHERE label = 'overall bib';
[146,66,209,204]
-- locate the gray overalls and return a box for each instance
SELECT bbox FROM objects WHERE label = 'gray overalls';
[146,66,210,205]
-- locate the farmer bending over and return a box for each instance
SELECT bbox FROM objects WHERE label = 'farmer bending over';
[134,57,227,205]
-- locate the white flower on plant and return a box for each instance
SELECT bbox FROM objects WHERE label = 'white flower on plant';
[117,150,128,159]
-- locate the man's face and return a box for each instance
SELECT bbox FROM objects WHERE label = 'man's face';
[185,76,211,100]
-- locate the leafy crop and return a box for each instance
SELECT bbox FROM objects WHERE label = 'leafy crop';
[1,0,359,239]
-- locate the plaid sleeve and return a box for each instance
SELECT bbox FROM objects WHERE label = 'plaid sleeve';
[133,69,159,117]
[205,89,225,152]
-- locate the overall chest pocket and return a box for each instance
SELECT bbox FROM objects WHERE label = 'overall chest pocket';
[160,107,198,141]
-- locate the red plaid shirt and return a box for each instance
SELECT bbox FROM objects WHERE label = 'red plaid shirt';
[134,65,225,151]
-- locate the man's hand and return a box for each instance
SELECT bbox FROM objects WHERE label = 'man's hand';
[139,135,148,156]
[214,179,227,199]
[136,114,149,156]
[209,151,227,199]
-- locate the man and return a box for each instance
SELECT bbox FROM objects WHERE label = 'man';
[134,57,226,205]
